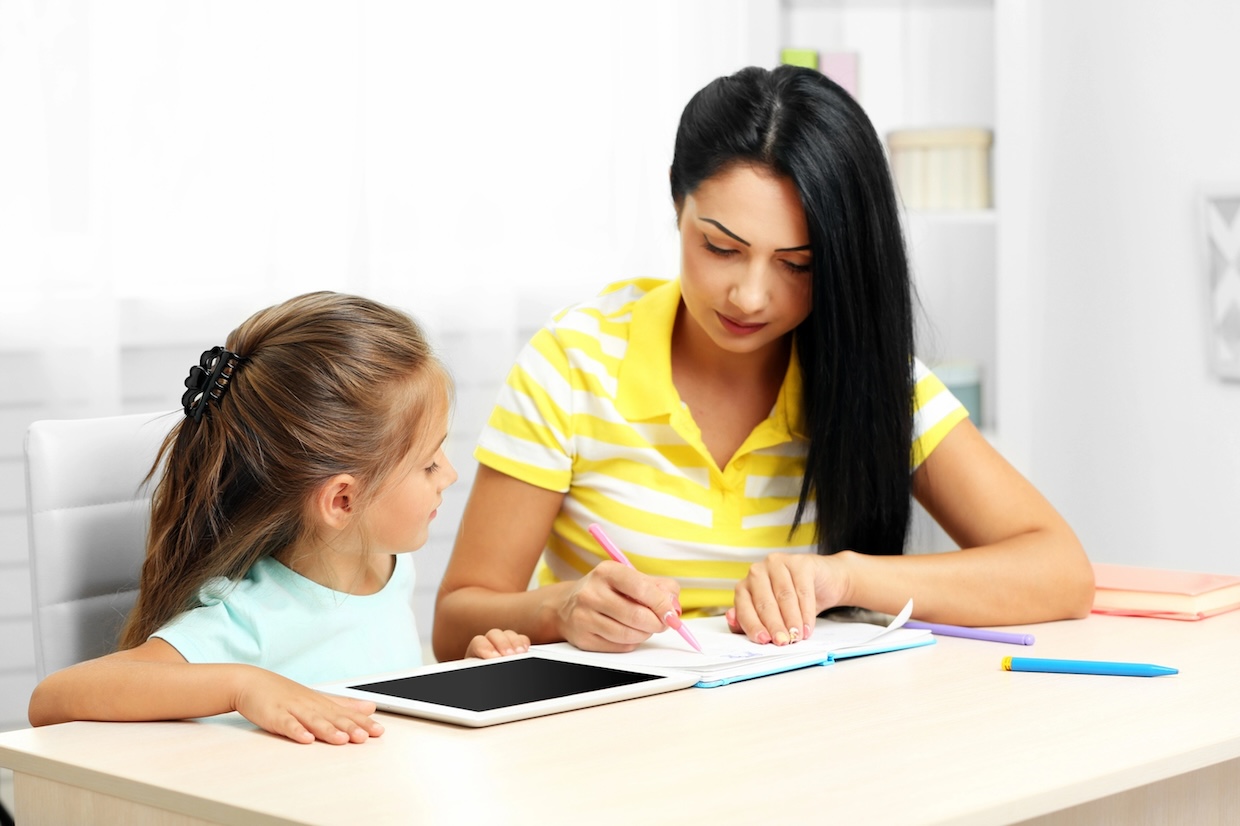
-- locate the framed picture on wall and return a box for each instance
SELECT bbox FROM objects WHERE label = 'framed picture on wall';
[1203,190,1240,381]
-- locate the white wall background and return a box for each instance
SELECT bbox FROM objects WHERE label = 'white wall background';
[1,0,1239,743]
[0,0,772,732]
[1021,1,1240,572]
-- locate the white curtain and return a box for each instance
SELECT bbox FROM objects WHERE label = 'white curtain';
[0,0,764,725]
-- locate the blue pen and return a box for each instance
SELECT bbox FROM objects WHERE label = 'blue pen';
[1001,656,1178,677]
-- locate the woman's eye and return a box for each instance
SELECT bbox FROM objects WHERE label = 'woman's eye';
[782,259,812,274]
[702,236,739,257]
[425,462,440,475]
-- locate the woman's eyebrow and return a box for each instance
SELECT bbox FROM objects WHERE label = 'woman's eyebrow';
[699,217,749,246]
[699,217,811,253]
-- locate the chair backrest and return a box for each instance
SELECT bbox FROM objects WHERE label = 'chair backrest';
[24,411,179,679]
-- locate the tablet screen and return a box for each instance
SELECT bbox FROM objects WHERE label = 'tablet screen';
[349,656,661,713]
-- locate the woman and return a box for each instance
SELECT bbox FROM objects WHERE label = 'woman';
[433,65,1093,659]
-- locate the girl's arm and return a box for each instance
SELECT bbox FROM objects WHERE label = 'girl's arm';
[28,638,384,745]
[732,420,1095,641]
[432,466,682,660]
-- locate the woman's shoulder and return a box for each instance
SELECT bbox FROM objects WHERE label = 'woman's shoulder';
[548,278,671,325]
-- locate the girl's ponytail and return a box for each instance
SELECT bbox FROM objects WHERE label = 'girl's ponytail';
[119,292,449,649]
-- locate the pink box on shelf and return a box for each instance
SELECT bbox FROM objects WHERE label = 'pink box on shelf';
[820,52,858,99]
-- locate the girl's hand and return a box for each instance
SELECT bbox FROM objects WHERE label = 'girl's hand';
[465,629,531,659]
[231,666,385,745]
[728,552,853,645]
[556,561,682,652]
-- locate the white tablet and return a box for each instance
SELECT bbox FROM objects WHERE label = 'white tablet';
[316,652,698,728]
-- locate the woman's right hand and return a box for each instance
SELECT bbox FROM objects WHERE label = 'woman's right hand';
[554,560,683,652]
[231,666,385,745]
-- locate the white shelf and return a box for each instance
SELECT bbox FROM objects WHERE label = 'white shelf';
[905,208,996,225]
[766,0,1002,436]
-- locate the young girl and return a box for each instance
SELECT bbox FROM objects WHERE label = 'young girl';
[29,291,528,744]
[432,65,1094,658]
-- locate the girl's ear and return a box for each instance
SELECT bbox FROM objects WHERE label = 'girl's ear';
[312,473,359,531]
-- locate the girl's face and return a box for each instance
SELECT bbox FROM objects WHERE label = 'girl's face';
[677,164,813,356]
[362,414,458,556]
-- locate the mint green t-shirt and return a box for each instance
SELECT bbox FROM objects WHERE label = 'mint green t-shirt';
[152,553,422,685]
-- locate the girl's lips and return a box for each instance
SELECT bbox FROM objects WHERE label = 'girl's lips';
[718,312,767,336]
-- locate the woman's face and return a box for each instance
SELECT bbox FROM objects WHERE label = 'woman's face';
[677,164,813,357]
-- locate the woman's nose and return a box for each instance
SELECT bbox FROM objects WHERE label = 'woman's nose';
[728,264,771,315]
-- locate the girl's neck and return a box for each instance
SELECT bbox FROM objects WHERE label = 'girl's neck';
[277,543,395,596]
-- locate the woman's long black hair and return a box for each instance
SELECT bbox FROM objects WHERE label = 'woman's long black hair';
[670,65,916,557]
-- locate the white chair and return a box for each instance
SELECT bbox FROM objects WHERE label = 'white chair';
[23,411,178,680]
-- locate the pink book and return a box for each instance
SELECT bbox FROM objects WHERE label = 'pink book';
[1091,562,1240,621]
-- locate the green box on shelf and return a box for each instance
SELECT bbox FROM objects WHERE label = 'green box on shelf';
[780,48,818,70]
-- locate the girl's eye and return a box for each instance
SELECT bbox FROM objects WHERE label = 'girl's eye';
[425,462,440,475]
[702,236,739,257]
[781,259,812,274]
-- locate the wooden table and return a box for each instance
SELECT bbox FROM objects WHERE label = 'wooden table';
[3,611,1239,825]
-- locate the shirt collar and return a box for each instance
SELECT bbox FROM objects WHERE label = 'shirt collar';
[615,279,682,421]
[615,278,807,442]
[775,342,807,441]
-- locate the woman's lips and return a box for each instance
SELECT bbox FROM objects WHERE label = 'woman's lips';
[718,312,767,336]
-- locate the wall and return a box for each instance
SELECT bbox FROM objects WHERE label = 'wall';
[5,0,1238,743]
[0,0,771,730]
[1023,1,1240,571]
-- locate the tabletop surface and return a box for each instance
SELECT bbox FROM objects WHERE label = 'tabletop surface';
[3,611,1239,826]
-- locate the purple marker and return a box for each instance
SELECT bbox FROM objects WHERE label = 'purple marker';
[904,620,1035,646]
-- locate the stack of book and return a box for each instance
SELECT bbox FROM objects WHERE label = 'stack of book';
[1092,562,1240,621]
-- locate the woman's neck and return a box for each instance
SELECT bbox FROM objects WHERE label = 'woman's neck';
[670,304,793,469]
[671,302,792,387]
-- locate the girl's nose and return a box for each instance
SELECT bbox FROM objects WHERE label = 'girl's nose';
[440,455,460,490]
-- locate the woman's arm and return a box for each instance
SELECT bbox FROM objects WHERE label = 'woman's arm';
[732,420,1094,641]
[432,466,682,659]
[29,638,384,744]
[852,419,1093,622]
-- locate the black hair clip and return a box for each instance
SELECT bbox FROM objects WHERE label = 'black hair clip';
[182,346,246,422]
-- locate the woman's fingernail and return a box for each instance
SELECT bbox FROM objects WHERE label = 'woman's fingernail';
[663,610,683,630]
[804,624,812,640]
[774,631,789,645]
[756,630,772,645]
[788,626,801,642]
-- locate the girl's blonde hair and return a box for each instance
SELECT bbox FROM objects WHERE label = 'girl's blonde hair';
[119,291,450,649]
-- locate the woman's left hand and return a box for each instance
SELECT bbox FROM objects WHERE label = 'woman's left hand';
[728,552,853,645]
[464,628,531,659]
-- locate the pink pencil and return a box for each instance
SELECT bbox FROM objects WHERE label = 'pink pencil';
[586,523,703,654]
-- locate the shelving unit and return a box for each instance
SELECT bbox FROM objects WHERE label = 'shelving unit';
[755,0,1034,553]
[757,0,1009,443]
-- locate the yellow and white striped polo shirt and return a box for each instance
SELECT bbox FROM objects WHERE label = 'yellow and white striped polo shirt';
[475,278,967,614]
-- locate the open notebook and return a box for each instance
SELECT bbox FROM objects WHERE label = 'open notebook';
[535,599,934,687]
